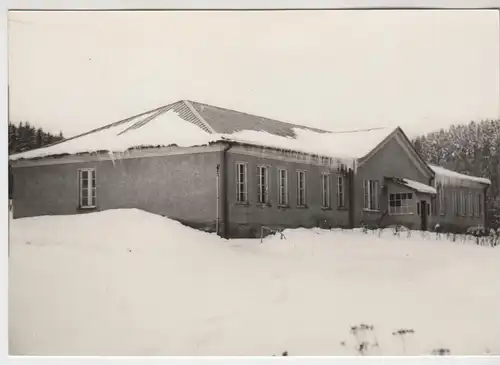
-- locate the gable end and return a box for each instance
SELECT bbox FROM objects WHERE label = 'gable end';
[359,127,434,180]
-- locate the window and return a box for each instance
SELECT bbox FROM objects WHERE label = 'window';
[417,201,420,216]
[321,173,331,208]
[363,180,380,210]
[438,184,445,215]
[463,192,468,216]
[337,176,345,208]
[78,169,96,208]
[389,192,413,215]
[460,191,466,216]
[296,171,306,206]
[278,168,288,206]
[473,193,479,217]
[452,191,458,215]
[464,192,469,216]
[478,194,483,217]
[236,162,248,203]
[467,193,473,217]
[257,165,269,204]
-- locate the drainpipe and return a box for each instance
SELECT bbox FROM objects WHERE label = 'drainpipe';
[429,176,435,218]
[483,185,489,231]
[220,142,233,238]
[348,166,355,229]
[216,164,220,235]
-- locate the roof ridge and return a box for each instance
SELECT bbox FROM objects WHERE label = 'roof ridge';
[48,103,171,147]
[327,126,390,134]
[186,100,330,134]
[182,100,216,134]
[117,103,177,136]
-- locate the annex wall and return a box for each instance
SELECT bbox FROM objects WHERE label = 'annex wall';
[12,148,221,231]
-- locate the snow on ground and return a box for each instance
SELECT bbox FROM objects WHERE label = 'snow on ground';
[8,209,500,356]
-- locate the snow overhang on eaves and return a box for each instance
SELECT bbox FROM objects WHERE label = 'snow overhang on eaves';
[429,164,491,187]
[386,177,437,195]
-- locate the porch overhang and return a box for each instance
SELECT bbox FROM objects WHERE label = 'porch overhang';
[385,177,437,195]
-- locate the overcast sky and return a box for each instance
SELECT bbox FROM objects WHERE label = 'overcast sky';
[8,9,500,138]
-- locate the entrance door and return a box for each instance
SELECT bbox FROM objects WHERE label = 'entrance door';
[420,200,428,231]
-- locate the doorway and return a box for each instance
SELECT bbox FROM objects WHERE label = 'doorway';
[420,200,428,231]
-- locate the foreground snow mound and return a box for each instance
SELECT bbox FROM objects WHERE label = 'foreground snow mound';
[9,209,217,251]
[9,210,500,356]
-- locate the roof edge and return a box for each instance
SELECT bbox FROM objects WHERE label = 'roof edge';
[429,164,491,186]
[395,126,436,178]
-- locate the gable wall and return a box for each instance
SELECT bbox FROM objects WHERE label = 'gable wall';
[354,134,432,228]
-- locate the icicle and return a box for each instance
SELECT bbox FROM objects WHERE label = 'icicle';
[108,151,116,167]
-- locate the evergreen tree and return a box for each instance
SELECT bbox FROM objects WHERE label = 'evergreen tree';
[413,119,500,229]
[8,121,65,155]
[35,128,43,148]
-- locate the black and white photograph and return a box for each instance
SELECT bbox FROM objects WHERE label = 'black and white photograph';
[7,4,500,357]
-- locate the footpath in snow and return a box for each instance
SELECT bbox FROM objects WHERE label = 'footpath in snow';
[8,209,500,356]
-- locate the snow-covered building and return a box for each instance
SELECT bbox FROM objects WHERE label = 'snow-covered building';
[9,100,491,237]
[430,164,491,232]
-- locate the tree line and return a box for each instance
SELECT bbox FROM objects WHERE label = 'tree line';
[413,119,500,229]
[9,121,65,155]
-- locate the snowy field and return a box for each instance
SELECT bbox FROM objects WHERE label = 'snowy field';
[8,209,500,356]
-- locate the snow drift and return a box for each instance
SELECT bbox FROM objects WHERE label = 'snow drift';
[8,209,500,356]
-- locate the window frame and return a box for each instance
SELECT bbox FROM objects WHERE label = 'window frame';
[388,192,413,215]
[460,191,466,216]
[236,162,248,204]
[473,193,479,217]
[477,193,483,217]
[363,179,380,211]
[467,193,473,217]
[438,184,445,216]
[257,165,270,205]
[296,170,307,207]
[321,173,331,209]
[277,168,289,206]
[337,175,346,209]
[78,168,97,209]
[452,191,457,215]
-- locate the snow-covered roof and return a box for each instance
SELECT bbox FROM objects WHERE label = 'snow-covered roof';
[9,100,395,164]
[219,127,394,160]
[387,177,437,195]
[388,177,437,194]
[429,164,491,186]
[9,109,217,161]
